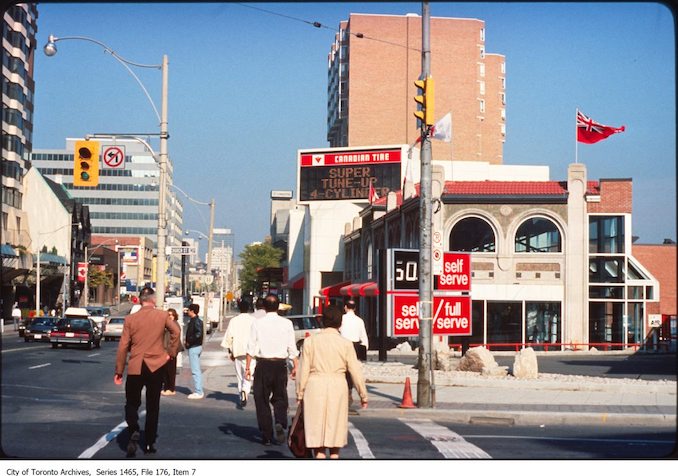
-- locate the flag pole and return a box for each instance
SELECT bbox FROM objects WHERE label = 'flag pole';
[575,108,579,164]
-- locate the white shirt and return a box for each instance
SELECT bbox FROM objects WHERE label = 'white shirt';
[253,309,266,319]
[340,311,369,347]
[247,312,299,360]
[221,312,255,358]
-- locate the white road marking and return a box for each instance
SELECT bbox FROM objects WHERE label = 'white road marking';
[28,363,51,370]
[348,422,375,459]
[466,434,676,445]
[79,410,147,459]
[401,418,491,459]
[1,347,35,353]
[87,353,100,357]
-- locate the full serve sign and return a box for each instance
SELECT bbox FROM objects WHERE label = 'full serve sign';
[387,249,472,337]
[298,147,402,202]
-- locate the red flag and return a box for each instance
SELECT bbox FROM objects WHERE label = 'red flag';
[369,183,379,204]
[577,110,625,144]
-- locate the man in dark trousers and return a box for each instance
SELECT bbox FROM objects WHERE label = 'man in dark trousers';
[245,294,298,445]
[115,287,180,456]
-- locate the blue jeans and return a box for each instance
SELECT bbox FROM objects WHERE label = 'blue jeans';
[187,345,203,395]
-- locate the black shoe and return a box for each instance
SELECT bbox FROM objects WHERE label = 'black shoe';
[262,437,272,446]
[240,390,247,407]
[143,443,157,454]
[126,431,140,457]
[274,423,286,444]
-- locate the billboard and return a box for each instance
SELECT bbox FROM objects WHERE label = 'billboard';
[298,146,402,202]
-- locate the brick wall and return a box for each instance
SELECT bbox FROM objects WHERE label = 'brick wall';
[632,244,677,315]
[587,179,632,213]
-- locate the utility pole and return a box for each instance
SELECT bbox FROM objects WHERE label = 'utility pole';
[204,199,216,340]
[156,54,169,308]
[417,0,434,408]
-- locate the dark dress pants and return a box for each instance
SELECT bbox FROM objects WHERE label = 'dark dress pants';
[125,361,166,445]
[346,342,367,394]
[252,360,288,440]
[163,357,177,392]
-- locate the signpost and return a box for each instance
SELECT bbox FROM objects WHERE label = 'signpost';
[166,246,197,256]
[386,248,472,338]
[298,146,402,202]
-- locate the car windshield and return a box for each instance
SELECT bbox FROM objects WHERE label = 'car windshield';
[56,319,91,331]
[31,318,52,326]
[109,318,125,324]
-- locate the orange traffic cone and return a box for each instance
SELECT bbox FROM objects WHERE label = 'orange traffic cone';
[399,377,416,408]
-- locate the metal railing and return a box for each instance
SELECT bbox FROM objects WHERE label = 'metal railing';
[448,341,645,352]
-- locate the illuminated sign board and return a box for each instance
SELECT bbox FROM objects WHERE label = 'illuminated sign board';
[298,147,402,202]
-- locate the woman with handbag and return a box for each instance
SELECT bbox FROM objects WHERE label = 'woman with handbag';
[296,305,368,459]
[161,308,183,396]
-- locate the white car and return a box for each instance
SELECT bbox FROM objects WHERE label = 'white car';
[103,316,125,341]
[285,314,322,350]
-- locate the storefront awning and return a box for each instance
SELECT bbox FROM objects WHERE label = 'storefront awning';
[340,282,380,297]
[319,281,351,298]
[34,253,68,266]
[1,244,18,257]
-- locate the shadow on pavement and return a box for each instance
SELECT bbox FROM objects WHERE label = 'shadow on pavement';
[366,384,403,404]
[558,353,677,378]
[206,390,242,407]
[218,422,263,444]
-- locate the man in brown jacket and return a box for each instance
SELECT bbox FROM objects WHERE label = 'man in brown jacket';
[115,287,180,456]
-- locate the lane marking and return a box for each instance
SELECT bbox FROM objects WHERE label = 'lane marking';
[87,353,101,357]
[348,422,375,459]
[2,347,36,353]
[3,383,124,394]
[79,410,146,459]
[465,434,677,445]
[28,363,51,370]
[400,418,491,459]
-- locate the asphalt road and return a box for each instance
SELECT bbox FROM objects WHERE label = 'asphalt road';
[2,336,676,460]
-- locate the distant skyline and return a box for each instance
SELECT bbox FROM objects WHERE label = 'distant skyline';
[31,2,675,256]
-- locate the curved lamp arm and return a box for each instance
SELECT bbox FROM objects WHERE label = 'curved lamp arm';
[45,35,161,123]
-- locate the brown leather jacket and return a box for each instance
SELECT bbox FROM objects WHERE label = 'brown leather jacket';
[115,306,180,375]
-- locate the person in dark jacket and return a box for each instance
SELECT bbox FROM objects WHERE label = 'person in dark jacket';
[185,303,204,399]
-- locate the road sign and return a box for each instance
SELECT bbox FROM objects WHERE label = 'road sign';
[102,145,125,169]
[391,294,472,337]
[167,246,197,256]
[649,314,663,328]
[436,253,471,291]
[226,292,234,301]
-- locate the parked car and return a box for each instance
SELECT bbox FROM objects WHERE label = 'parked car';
[24,317,59,342]
[50,318,102,350]
[103,316,125,341]
[285,314,322,350]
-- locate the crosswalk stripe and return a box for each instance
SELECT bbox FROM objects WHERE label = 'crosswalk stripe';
[348,422,375,459]
[400,418,491,459]
[79,410,146,459]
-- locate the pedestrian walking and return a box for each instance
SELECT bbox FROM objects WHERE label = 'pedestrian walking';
[114,287,180,456]
[161,308,183,396]
[339,299,369,405]
[296,305,368,459]
[185,303,204,399]
[253,297,266,319]
[245,294,299,446]
[221,300,256,407]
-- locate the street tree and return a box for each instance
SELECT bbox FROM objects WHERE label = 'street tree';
[238,241,282,295]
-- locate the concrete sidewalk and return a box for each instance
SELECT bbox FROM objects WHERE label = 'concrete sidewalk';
[196,329,677,427]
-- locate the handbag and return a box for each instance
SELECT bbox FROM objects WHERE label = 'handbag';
[288,401,310,458]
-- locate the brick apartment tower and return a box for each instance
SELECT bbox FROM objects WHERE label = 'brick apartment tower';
[327,13,506,164]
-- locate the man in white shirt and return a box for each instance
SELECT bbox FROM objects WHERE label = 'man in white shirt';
[340,299,369,404]
[252,297,266,319]
[221,300,255,407]
[246,294,299,446]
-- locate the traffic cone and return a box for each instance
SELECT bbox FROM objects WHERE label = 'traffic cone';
[399,377,416,408]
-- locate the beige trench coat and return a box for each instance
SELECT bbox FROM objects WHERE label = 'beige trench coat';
[296,328,368,449]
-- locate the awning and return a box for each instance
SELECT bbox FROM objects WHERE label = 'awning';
[340,282,380,297]
[33,253,68,266]
[319,281,351,298]
[1,244,18,257]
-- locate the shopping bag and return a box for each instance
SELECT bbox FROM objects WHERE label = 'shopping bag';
[288,401,310,458]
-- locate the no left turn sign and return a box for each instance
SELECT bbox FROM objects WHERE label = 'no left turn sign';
[102,146,126,169]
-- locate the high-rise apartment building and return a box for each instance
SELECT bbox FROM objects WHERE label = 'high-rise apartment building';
[327,13,505,164]
[2,3,38,250]
[31,138,185,292]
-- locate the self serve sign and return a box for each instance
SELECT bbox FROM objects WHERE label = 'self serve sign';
[436,253,471,291]
[392,294,471,336]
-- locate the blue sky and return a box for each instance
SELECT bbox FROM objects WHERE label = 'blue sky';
[32,2,675,255]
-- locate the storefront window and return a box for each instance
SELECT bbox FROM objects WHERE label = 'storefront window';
[450,300,484,346]
[487,302,522,347]
[450,217,496,252]
[515,217,562,252]
[589,302,624,349]
[525,302,560,349]
[589,216,624,254]
[627,302,643,347]
[589,257,624,283]
[589,286,624,299]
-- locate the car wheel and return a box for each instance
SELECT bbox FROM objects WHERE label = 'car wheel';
[51,343,58,349]
[24,337,29,342]
[96,339,101,349]
[86,340,93,350]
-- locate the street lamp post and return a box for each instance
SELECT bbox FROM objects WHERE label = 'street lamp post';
[44,35,170,308]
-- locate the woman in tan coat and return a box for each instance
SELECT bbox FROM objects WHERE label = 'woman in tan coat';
[296,305,368,459]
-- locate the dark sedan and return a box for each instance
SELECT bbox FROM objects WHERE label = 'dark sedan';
[24,317,59,342]
[50,318,102,350]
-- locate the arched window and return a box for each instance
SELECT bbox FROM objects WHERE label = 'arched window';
[515,217,562,253]
[449,217,496,252]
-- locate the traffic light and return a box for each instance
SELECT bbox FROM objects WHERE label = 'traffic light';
[73,140,100,187]
[414,76,435,127]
